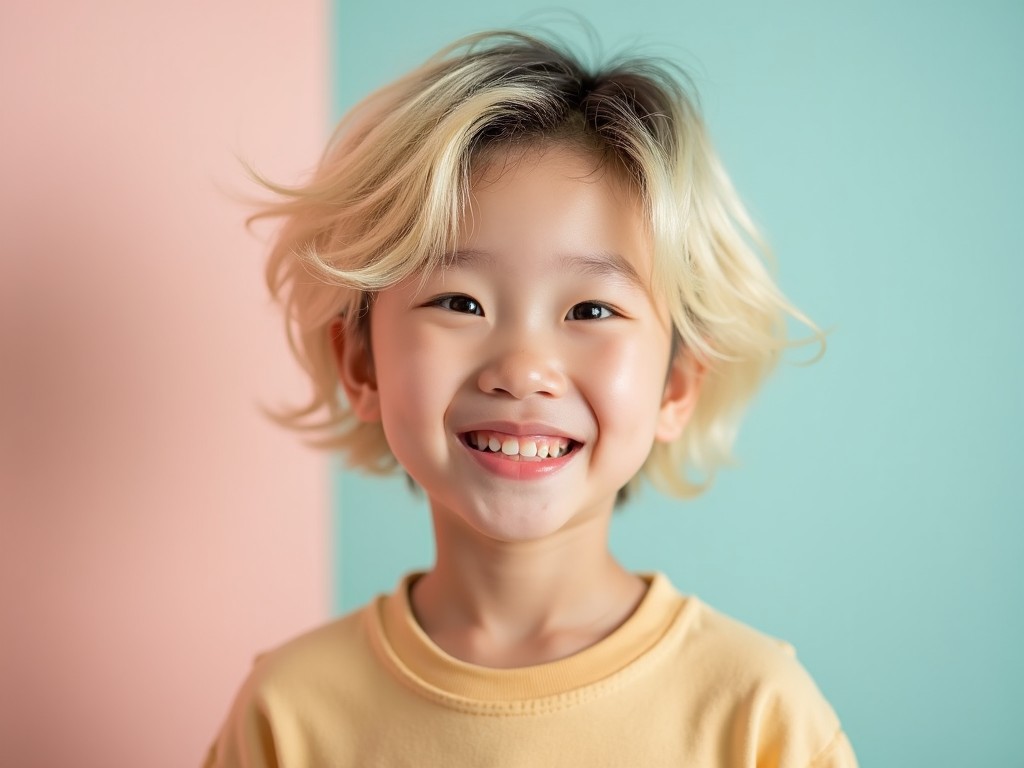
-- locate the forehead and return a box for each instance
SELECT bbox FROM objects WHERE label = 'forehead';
[457,145,654,280]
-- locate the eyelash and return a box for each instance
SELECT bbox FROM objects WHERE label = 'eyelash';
[432,294,483,315]
[567,302,616,321]
[430,295,618,321]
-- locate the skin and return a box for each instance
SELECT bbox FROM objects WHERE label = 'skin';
[334,144,701,668]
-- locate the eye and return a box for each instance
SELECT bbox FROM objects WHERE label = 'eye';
[567,302,616,321]
[433,294,484,316]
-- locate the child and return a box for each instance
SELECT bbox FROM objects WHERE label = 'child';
[206,28,857,767]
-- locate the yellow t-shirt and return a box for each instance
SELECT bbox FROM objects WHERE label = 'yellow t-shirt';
[205,573,857,767]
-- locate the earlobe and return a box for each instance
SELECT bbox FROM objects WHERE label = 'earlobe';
[654,352,704,443]
[329,317,381,422]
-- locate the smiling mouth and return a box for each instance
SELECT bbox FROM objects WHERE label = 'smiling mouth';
[461,430,580,461]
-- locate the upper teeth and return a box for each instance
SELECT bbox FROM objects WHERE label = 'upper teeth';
[469,431,571,459]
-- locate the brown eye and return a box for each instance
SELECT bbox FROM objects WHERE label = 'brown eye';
[567,302,614,321]
[436,294,483,315]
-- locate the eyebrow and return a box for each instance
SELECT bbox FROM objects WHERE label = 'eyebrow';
[442,248,647,291]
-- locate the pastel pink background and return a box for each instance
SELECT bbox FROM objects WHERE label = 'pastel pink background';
[1,2,329,766]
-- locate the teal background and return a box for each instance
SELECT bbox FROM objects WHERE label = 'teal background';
[330,3,1023,765]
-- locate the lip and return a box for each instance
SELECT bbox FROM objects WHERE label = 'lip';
[460,437,579,480]
[457,420,580,442]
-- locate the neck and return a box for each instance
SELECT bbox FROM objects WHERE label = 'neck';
[410,504,646,668]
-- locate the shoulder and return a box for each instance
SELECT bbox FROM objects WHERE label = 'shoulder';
[204,606,378,768]
[682,597,810,689]
[239,606,380,708]
[667,595,857,767]
[248,606,370,687]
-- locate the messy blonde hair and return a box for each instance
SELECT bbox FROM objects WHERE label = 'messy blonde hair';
[250,29,820,498]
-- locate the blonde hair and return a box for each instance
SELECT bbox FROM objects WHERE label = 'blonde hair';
[250,29,821,498]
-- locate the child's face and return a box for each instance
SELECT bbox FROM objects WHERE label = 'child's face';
[344,145,697,542]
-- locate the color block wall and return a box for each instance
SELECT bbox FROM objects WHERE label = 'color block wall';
[1,3,329,767]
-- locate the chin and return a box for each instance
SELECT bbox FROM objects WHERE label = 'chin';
[474,516,572,544]
[449,495,607,544]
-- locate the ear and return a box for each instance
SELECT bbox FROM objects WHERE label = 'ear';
[654,351,704,443]
[329,317,380,422]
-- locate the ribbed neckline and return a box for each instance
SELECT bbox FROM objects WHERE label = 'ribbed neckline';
[369,572,689,703]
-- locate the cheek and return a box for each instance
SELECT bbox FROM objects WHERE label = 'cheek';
[584,333,672,415]
[371,320,460,455]
[374,336,427,416]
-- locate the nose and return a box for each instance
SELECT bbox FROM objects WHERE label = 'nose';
[476,346,568,399]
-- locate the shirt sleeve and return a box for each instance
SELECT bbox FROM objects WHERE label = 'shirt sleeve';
[808,729,858,768]
[202,657,281,768]
[733,642,859,768]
